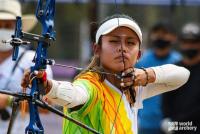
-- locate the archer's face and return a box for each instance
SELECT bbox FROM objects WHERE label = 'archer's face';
[98,26,140,73]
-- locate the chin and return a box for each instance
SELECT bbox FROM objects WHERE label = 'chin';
[102,66,122,74]
[112,65,125,73]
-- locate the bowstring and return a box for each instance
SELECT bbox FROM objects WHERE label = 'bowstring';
[110,0,125,133]
[53,63,121,79]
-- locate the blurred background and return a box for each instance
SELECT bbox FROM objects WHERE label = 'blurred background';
[22,0,200,80]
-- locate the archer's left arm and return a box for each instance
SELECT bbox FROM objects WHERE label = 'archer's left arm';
[141,64,190,100]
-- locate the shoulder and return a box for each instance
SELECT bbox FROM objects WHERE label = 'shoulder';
[73,72,102,114]
[75,72,101,83]
[73,72,102,93]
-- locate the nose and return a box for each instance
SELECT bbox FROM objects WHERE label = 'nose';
[118,48,126,53]
[117,41,127,53]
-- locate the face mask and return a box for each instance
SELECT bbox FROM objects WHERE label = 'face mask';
[153,39,171,49]
[181,49,199,59]
[0,29,14,52]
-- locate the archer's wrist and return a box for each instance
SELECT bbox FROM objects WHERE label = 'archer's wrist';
[44,80,52,94]
[45,80,60,99]
[146,68,156,83]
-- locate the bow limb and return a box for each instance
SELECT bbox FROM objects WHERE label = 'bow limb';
[25,0,55,133]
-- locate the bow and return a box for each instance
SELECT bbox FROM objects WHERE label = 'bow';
[0,0,137,133]
[0,0,99,133]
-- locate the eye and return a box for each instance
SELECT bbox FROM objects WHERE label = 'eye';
[128,41,134,44]
[127,41,136,46]
[109,39,121,44]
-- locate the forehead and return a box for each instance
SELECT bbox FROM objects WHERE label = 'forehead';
[105,26,139,38]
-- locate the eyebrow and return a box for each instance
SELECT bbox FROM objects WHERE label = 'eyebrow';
[107,35,138,40]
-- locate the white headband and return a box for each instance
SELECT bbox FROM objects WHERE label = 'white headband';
[95,17,142,44]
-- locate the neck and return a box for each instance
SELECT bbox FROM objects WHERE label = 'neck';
[0,50,12,64]
[100,65,122,90]
[106,74,121,90]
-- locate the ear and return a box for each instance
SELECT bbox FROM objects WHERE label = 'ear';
[92,43,100,56]
[137,50,141,60]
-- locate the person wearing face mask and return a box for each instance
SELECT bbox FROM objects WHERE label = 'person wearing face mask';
[162,22,200,134]
[0,0,53,133]
[136,21,182,134]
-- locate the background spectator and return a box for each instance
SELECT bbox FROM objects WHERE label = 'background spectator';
[162,22,200,134]
[136,21,182,134]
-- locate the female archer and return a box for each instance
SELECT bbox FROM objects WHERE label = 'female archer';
[21,14,190,134]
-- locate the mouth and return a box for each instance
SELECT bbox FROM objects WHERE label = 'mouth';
[114,55,129,62]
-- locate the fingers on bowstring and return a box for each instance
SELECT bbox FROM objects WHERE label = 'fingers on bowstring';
[120,81,133,88]
[121,77,133,82]
[133,68,146,86]
[121,68,135,88]
[121,67,134,77]
[121,77,134,86]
